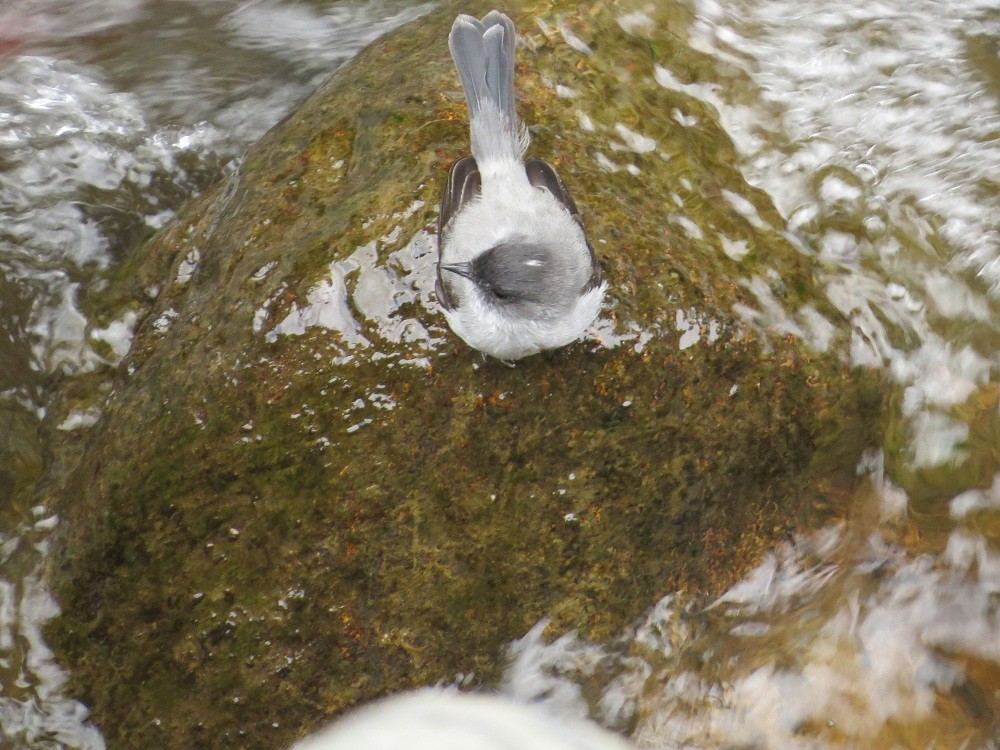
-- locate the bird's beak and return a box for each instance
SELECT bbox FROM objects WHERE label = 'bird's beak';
[440,262,474,280]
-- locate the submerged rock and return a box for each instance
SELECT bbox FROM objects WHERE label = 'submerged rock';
[40,1,879,748]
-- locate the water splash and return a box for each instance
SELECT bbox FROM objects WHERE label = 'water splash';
[503,489,1000,748]
[0,55,234,396]
[0,518,104,749]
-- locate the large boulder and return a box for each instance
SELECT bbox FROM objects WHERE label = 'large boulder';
[40,1,879,747]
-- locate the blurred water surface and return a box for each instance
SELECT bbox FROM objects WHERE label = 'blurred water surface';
[0,0,999,747]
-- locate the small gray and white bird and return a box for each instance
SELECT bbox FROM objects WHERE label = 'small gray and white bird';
[436,11,605,360]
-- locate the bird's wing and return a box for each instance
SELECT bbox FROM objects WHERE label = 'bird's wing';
[524,158,602,292]
[437,155,482,310]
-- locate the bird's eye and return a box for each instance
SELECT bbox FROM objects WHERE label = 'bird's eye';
[493,290,508,301]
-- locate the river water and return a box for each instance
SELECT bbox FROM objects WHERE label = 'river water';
[0,0,998,747]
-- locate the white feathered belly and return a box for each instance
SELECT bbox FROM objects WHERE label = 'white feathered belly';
[443,282,605,360]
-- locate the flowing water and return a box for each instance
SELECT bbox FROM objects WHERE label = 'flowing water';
[0,0,998,747]
[503,2,1000,748]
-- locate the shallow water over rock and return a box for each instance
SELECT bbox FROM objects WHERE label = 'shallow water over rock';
[501,2,1000,748]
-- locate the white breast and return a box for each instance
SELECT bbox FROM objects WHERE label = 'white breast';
[443,281,605,360]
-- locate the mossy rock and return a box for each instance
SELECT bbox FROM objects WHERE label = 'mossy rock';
[40,1,881,748]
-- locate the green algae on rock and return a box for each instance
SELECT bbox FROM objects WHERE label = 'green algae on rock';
[40,1,880,748]
[0,404,42,506]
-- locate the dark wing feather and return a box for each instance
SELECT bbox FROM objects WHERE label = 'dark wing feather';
[437,156,482,310]
[524,158,602,292]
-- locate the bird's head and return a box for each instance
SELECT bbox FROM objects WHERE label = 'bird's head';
[441,240,582,314]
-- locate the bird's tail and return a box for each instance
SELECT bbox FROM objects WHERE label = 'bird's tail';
[449,11,527,167]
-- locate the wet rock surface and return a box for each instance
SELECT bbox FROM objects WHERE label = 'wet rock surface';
[0,404,41,504]
[38,1,880,747]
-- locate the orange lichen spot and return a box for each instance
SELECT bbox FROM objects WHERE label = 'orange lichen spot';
[344,624,364,641]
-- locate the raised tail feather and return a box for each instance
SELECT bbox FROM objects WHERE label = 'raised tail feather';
[448,11,525,164]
